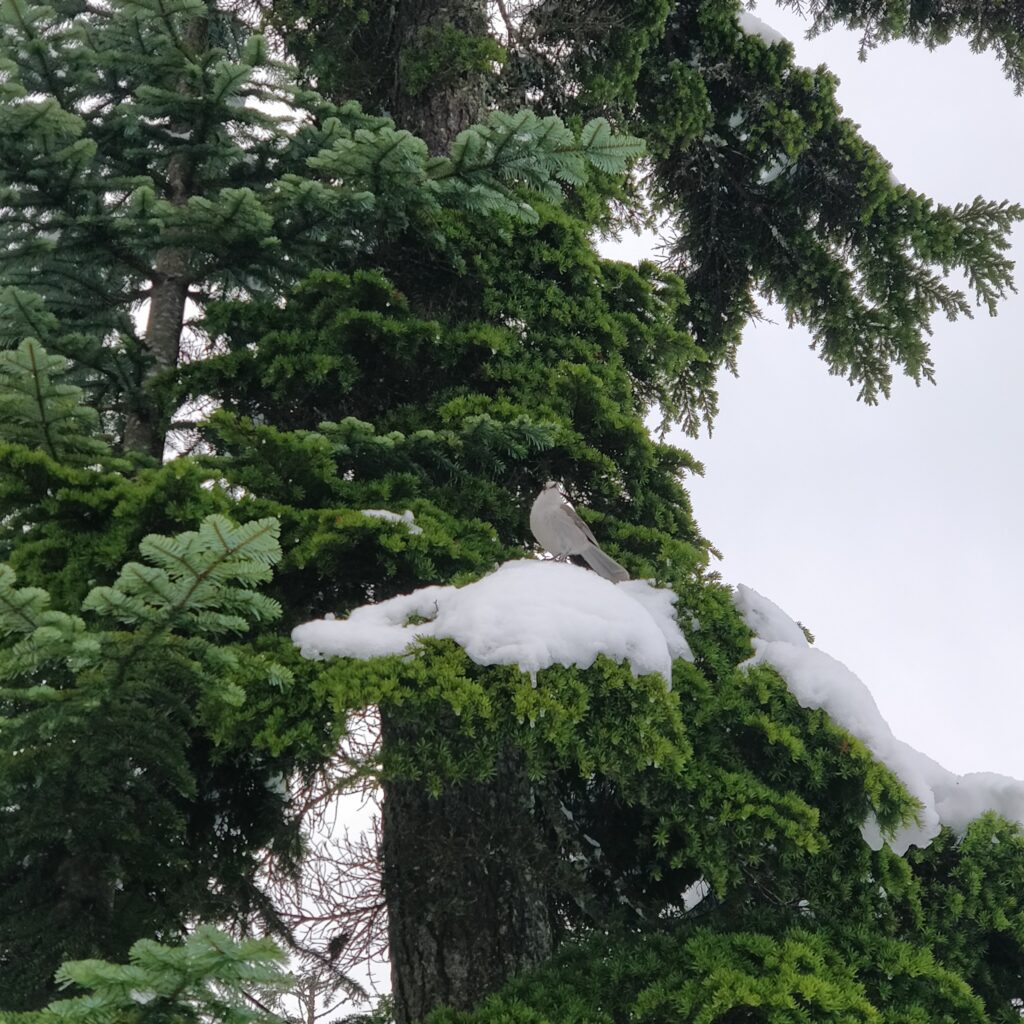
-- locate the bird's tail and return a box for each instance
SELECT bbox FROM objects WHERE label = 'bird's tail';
[581,543,630,583]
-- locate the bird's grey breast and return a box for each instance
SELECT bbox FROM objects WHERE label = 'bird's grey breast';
[530,488,584,555]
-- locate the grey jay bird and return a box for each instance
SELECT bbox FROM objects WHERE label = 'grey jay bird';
[529,481,629,583]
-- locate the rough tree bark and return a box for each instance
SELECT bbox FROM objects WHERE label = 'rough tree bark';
[385,0,492,154]
[381,740,553,1023]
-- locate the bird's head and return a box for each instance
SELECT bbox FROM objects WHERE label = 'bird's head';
[543,480,562,492]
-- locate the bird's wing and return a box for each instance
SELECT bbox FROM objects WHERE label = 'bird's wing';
[559,501,599,546]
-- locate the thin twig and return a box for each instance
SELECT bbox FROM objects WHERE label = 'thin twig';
[494,0,517,48]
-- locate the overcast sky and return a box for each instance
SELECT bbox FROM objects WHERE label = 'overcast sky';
[608,3,1024,778]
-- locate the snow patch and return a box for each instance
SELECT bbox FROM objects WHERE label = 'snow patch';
[759,154,793,184]
[264,772,288,797]
[682,878,711,910]
[735,585,1024,853]
[734,585,808,647]
[293,560,692,686]
[737,10,790,47]
[360,508,423,535]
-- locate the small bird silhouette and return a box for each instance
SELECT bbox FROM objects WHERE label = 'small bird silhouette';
[529,481,629,583]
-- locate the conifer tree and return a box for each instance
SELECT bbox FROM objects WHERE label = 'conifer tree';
[4,1,1024,1024]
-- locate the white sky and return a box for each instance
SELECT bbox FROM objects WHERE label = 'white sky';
[606,3,1024,778]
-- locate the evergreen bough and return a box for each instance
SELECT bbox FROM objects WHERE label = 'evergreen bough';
[16,928,292,1024]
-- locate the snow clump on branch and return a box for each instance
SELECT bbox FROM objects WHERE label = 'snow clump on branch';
[735,584,1024,854]
[292,559,693,686]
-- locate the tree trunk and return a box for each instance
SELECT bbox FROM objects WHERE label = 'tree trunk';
[387,0,491,154]
[341,4,555,1019]
[122,246,189,457]
[122,12,207,458]
[381,738,553,1024]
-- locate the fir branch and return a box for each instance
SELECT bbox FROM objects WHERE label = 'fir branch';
[83,514,283,637]
[0,337,110,463]
[35,927,293,1024]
